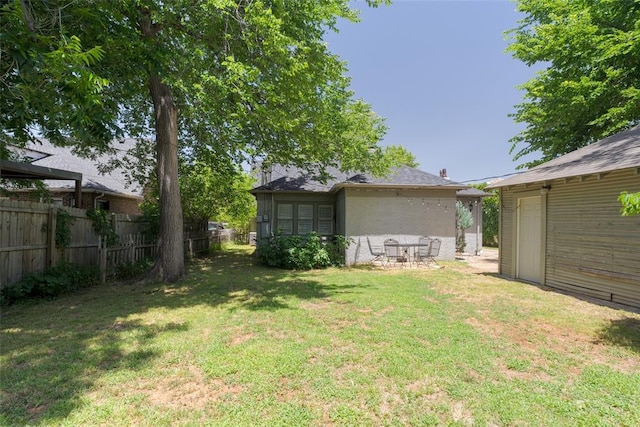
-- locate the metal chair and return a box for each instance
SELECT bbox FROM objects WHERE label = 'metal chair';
[384,238,404,267]
[367,237,387,267]
[414,236,432,267]
[427,238,442,267]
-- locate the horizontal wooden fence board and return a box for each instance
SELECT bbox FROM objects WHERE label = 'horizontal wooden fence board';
[0,245,49,252]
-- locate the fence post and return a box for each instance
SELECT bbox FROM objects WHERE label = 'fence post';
[128,234,135,263]
[47,206,58,268]
[98,236,107,284]
[111,213,118,235]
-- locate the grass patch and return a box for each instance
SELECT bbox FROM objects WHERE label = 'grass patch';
[1,245,639,425]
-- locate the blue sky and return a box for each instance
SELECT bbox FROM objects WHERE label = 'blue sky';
[324,0,542,183]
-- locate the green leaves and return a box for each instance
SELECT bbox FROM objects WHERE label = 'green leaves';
[382,145,419,168]
[256,232,350,269]
[507,0,640,168]
[2,0,390,280]
[1,1,115,147]
[618,191,640,217]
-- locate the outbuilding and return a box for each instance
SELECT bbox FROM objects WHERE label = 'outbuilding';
[251,165,485,265]
[488,126,640,308]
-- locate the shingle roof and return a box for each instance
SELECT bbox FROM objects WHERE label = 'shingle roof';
[457,188,491,197]
[251,164,467,193]
[488,125,640,188]
[22,139,144,198]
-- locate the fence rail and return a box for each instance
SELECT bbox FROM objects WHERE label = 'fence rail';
[0,199,209,287]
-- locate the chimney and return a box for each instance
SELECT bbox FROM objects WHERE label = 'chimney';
[439,168,449,179]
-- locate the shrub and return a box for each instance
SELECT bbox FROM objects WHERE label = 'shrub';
[115,258,154,280]
[55,209,75,248]
[87,209,119,246]
[482,191,499,247]
[456,201,473,253]
[256,232,351,270]
[1,262,99,305]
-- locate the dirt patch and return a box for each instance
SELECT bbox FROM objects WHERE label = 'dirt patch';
[135,365,243,410]
[455,247,498,274]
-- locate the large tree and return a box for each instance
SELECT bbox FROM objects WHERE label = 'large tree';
[507,0,640,168]
[2,0,390,281]
[382,144,419,168]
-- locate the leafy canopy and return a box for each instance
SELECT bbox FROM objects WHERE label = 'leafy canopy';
[506,0,640,168]
[3,0,392,175]
[2,0,392,280]
[382,145,419,168]
[1,2,113,148]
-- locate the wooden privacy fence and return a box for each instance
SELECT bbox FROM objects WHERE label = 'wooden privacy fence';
[97,234,156,283]
[1,199,210,287]
[97,223,209,283]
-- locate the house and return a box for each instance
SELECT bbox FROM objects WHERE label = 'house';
[487,125,640,309]
[251,165,484,265]
[2,140,145,214]
[456,187,490,255]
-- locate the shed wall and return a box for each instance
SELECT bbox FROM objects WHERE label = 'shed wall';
[499,169,640,308]
[498,189,515,277]
[545,170,640,307]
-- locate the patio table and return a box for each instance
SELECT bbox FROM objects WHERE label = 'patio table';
[384,241,430,267]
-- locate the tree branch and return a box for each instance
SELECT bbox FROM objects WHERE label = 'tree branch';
[20,0,37,40]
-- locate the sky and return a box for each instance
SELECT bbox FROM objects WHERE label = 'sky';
[324,0,543,183]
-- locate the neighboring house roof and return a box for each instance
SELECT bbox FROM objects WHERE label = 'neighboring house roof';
[12,139,144,199]
[456,188,491,197]
[0,159,82,181]
[251,164,468,193]
[488,125,640,189]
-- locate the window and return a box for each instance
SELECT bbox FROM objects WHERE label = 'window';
[318,205,334,235]
[96,200,110,211]
[298,204,314,234]
[277,204,293,234]
[276,202,334,235]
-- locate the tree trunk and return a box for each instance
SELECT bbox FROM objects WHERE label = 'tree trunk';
[148,74,185,282]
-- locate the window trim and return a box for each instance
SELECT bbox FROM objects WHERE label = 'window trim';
[274,202,335,236]
[277,203,293,234]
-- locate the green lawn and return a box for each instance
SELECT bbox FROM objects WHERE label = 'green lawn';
[2,246,639,426]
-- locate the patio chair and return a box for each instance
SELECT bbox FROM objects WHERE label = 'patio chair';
[367,237,387,267]
[414,236,432,267]
[384,238,405,267]
[427,238,442,267]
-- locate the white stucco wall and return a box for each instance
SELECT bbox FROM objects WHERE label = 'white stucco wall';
[342,187,458,265]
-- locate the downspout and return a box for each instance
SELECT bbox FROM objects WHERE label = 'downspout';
[270,192,275,236]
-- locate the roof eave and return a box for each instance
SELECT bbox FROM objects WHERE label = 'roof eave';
[332,183,469,192]
[487,165,640,189]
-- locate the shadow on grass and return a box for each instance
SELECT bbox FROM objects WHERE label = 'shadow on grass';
[597,317,640,355]
[0,247,360,425]
[169,248,361,311]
